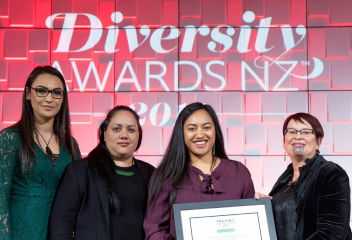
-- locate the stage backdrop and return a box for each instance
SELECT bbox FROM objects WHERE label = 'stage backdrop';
[0,0,352,197]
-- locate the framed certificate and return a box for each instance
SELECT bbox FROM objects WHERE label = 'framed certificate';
[173,198,277,240]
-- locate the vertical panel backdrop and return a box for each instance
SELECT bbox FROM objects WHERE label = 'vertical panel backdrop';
[0,0,351,202]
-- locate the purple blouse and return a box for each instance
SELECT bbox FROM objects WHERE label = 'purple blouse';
[143,159,255,240]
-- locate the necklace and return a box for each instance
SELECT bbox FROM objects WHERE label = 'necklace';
[287,178,298,187]
[35,129,54,156]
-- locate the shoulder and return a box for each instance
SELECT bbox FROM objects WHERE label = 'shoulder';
[0,127,20,153]
[135,158,156,172]
[221,158,250,174]
[135,158,156,184]
[220,158,253,183]
[66,157,89,174]
[0,126,20,141]
[317,157,349,181]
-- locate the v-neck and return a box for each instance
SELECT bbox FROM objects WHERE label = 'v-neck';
[34,143,62,168]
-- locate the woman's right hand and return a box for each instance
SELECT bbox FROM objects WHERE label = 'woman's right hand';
[254,192,272,200]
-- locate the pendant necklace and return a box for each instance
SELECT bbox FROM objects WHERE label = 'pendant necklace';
[35,129,54,156]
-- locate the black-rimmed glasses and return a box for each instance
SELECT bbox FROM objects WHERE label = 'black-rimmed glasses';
[284,128,315,136]
[31,87,65,99]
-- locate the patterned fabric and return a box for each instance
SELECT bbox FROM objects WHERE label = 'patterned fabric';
[0,127,80,240]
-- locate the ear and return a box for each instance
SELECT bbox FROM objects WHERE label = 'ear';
[282,140,286,152]
[316,137,322,149]
[25,87,31,100]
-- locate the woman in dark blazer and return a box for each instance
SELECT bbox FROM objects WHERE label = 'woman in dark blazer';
[256,112,351,240]
[49,105,155,240]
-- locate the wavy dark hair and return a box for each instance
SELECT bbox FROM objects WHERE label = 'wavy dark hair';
[13,65,76,172]
[87,105,142,214]
[149,102,228,203]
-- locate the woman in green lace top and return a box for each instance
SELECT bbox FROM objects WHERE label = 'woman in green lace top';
[0,66,81,239]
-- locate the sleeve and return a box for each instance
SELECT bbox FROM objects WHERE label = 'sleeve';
[239,162,255,198]
[49,163,83,240]
[143,181,175,240]
[305,167,351,240]
[0,130,18,240]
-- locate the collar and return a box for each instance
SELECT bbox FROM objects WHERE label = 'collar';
[298,152,320,174]
[189,160,225,194]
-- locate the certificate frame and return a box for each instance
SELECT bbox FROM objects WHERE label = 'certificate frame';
[173,198,277,240]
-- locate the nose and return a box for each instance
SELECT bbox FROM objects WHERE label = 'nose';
[119,129,128,139]
[292,132,303,138]
[44,93,54,102]
[195,128,204,138]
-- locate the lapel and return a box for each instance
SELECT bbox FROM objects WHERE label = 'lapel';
[295,155,321,220]
[269,164,293,196]
[89,167,110,239]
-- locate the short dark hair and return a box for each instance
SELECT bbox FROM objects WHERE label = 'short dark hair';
[149,102,228,203]
[282,112,324,141]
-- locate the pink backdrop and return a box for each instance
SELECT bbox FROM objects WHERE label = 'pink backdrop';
[0,0,352,198]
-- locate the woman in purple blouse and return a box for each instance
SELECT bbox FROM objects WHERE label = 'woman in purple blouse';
[144,102,255,240]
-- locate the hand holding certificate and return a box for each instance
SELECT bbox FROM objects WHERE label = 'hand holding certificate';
[173,198,277,240]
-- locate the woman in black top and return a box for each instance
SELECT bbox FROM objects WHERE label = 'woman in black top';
[49,105,155,240]
[255,112,352,240]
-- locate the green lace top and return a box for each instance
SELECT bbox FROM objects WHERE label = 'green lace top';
[0,127,80,240]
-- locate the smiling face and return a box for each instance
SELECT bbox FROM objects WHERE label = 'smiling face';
[283,118,322,161]
[104,110,139,162]
[183,109,216,161]
[26,73,64,123]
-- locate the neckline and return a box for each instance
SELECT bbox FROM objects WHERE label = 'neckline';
[35,129,54,155]
[115,164,136,170]
[189,158,222,176]
[34,142,62,168]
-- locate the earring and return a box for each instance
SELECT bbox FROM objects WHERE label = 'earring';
[284,151,287,162]
[212,145,216,156]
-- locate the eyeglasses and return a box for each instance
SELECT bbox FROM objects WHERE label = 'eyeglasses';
[285,128,315,136]
[31,87,65,99]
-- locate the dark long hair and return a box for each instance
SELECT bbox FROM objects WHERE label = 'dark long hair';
[13,65,76,172]
[149,102,228,203]
[87,105,142,214]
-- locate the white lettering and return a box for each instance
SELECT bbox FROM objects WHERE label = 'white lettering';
[146,61,169,91]
[208,26,235,52]
[174,61,202,91]
[115,61,141,91]
[204,61,226,90]
[241,61,268,91]
[46,13,102,52]
[149,103,171,126]
[150,26,180,53]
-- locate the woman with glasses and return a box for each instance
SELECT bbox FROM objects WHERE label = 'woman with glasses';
[255,112,352,240]
[0,65,81,239]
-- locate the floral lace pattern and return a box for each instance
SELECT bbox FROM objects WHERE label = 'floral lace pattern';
[0,128,19,239]
[0,127,79,240]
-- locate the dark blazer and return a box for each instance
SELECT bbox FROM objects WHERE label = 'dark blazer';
[270,154,352,240]
[48,158,155,240]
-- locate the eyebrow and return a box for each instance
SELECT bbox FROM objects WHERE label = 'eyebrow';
[185,122,212,127]
[33,85,64,90]
[111,123,137,127]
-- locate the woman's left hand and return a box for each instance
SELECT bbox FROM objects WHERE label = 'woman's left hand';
[254,192,272,200]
